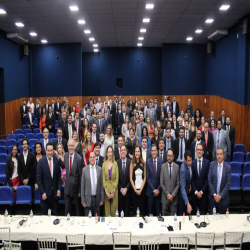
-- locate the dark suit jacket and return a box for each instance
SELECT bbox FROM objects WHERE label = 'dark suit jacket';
[164,105,173,115]
[117,158,131,196]
[158,150,167,164]
[208,161,231,206]
[201,131,214,161]
[190,140,207,160]
[72,119,82,138]
[104,114,112,126]
[96,155,104,168]
[18,152,35,184]
[118,112,127,127]
[179,162,192,205]
[25,113,35,126]
[63,124,76,141]
[35,106,42,119]
[97,119,106,133]
[65,106,71,114]
[53,138,68,153]
[44,104,50,113]
[111,102,117,116]
[20,105,28,119]
[156,108,167,121]
[40,138,52,154]
[58,119,68,129]
[222,125,235,145]
[173,138,188,162]
[6,156,18,186]
[46,113,56,129]
[191,158,210,195]
[36,156,62,198]
[218,116,226,126]
[171,101,179,115]
[146,157,163,197]
[114,148,120,162]
[54,102,61,116]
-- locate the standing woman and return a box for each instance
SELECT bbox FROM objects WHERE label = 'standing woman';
[83,131,94,167]
[39,107,47,133]
[151,127,160,149]
[126,128,137,159]
[6,145,20,198]
[130,145,146,216]
[194,109,202,128]
[80,118,91,142]
[139,126,151,151]
[189,116,197,132]
[102,146,119,217]
[122,115,129,139]
[146,116,154,139]
[159,111,166,130]
[105,124,114,149]
[72,130,82,156]
[71,105,76,120]
[156,120,163,138]
[57,143,66,185]
[199,116,206,132]
[33,142,43,190]
[133,112,140,131]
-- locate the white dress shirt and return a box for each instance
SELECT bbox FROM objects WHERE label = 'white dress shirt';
[47,157,54,178]
[89,164,97,195]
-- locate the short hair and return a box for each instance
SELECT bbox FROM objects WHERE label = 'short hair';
[165,127,171,133]
[46,142,53,150]
[196,143,204,150]
[120,144,127,151]
[141,136,148,143]
[226,116,230,119]
[184,150,192,160]
[57,127,63,133]
[92,122,97,127]
[216,147,224,154]
[94,142,101,148]
[43,127,49,133]
[179,126,185,133]
[151,144,157,150]
[67,114,72,119]
[22,138,29,146]
[117,135,123,141]
[167,148,174,155]
[159,138,165,144]
[196,129,202,134]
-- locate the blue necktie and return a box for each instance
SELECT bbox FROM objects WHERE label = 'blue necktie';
[217,164,222,194]
[198,160,201,177]
[91,167,96,195]
[169,164,172,180]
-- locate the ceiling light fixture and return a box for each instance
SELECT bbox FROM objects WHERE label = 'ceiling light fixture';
[84,30,91,34]
[186,37,193,41]
[93,44,98,47]
[94,49,99,52]
[30,32,37,36]
[205,19,214,23]
[89,37,95,41]
[146,4,154,9]
[143,18,150,23]
[15,22,24,27]
[69,6,78,11]
[220,5,230,10]
[195,29,203,33]
[0,9,6,14]
[78,20,85,24]
[41,40,47,43]
[137,43,142,46]
[138,37,144,40]
[140,29,146,33]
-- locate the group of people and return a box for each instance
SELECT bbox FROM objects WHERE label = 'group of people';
[9,95,234,217]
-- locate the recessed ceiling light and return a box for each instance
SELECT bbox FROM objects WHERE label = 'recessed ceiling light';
[138,37,144,40]
[94,49,99,52]
[186,37,193,41]
[143,18,150,23]
[145,4,154,9]
[78,20,85,24]
[220,5,230,10]
[89,37,95,41]
[30,32,37,36]
[41,40,47,43]
[0,9,6,14]
[15,22,24,27]
[137,43,142,46]
[205,19,214,23]
[69,6,78,11]
[195,29,203,33]
[93,44,98,47]
[84,30,91,34]
[140,29,146,33]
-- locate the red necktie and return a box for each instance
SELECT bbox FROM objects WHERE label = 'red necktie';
[49,158,52,176]
[70,156,72,173]
[205,133,208,147]
[154,160,156,176]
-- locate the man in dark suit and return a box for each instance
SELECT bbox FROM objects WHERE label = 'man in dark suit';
[186,99,193,114]
[114,136,123,161]
[25,106,35,131]
[91,123,100,143]
[164,100,172,116]
[146,144,163,216]
[65,100,71,114]
[111,97,118,131]
[97,111,106,134]
[53,127,68,153]
[222,116,235,161]
[158,139,167,164]
[58,111,67,128]
[59,138,83,216]
[93,142,104,167]
[177,150,193,215]
[18,138,35,186]
[54,97,61,120]
[174,127,188,167]
[51,98,55,114]
[208,147,231,214]
[37,142,62,215]
[207,111,217,127]
[63,114,76,142]
[156,102,167,120]
[104,107,112,126]
[164,128,175,152]
[218,109,226,126]
[61,96,67,107]
[191,143,210,214]
[72,112,82,139]
[141,136,152,162]
[190,129,207,160]
[20,100,28,125]
[118,105,127,135]
[184,121,194,150]
[117,145,131,217]
[115,103,122,135]
[201,122,214,162]
[46,106,56,134]
[44,98,50,113]
[40,128,52,154]
[171,96,179,117]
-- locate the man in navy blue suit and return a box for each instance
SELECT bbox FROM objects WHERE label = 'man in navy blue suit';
[40,128,52,155]
[118,104,127,135]
[208,147,231,214]
[190,129,207,160]
[54,97,61,120]
[36,142,63,215]
[25,107,35,131]
[146,144,163,216]
[191,143,210,214]
[177,150,193,215]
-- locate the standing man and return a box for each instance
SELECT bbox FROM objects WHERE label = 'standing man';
[63,114,76,142]
[191,143,210,215]
[99,133,108,158]
[25,107,35,131]
[55,97,61,120]
[135,113,147,139]
[174,127,188,167]
[164,128,175,152]
[208,147,231,214]
[141,137,152,163]
[81,152,104,216]
[146,144,163,216]
[201,122,214,162]
[46,106,56,134]
[91,123,100,143]
[190,129,207,160]
[93,142,104,167]
[118,105,127,136]
[171,96,179,117]
[117,145,131,217]
[218,109,226,126]
[20,100,28,125]
[53,127,68,153]
[97,111,106,134]
[146,102,156,125]
[186,99,193,114]
[36,142,62,215]
[40,128,52,154]
[72,112,82,139]
[160,148,180,215]
[114,135,124,161]
[158,139,168,164]
[44,98,49,113]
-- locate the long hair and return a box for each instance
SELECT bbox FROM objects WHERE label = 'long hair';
[83,131,92,154]
[131,145,145,167]
[10,145,18,158]
[106,124,113,137]
[34,141,44,156]
[104,145,115,162]
[73,130,79,142]
[56,142,65,158]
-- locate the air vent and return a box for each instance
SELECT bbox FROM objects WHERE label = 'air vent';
[208,29,228,41]
[7,33,28,44]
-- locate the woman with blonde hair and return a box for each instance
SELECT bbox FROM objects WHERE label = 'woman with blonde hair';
[146,116,154,139]
[57,143,66,185]
[122,115,129,139]
[102,145,119,216]
[104,124,114,149]
[82,131,94,167]
[72,130,82,156]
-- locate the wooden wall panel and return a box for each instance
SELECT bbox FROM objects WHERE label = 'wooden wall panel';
[0,103,6,136]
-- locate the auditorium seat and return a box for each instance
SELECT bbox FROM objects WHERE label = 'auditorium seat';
[36,133,43,140]
[7,134,15,141]
[243,163,250,175]
[24,129,32,135]
[6,139,16,148]
[59,185,65,204]
[0,154,7,163]
[0,146,6,154]
[0,163,6,175]
[34,189,40,204]
[246,152,250,162]
[232,152,245,163]
[33,128,40,136]
[29,139,37,148]
[0,175,7,185]
[230,162,242,176]
[242,174,250,210]
[229,174,241,209]
[26,133,35,140]
[50,138,56,143]
[16,134,24,141]
[16,186,32,204]
[49,133,54,139]
[17,139,23,148]
[15,129,23,136]
[234,144,245,154]
[0,140,6,147]
[22,125,28,131]
[19,146,23,154]
[29,145,35,154]
[0,186,14,205]
[7,146,13,156]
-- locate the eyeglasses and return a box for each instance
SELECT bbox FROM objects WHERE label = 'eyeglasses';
[196,149,203,152]
[167,155,173,157]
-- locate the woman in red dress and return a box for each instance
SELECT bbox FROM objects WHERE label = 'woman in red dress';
[82,131,94,167]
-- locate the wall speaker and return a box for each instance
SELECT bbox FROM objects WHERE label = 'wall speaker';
[243,18,249,35]
[207,42,213,54]
[23,44,29,56]
[116,78,123,88]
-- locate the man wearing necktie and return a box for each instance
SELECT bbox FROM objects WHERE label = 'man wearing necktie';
[201,122,214,162]
[93,142,104,167]
[174,127,188,167]
[53,128,68,153]
[40,128,51,154]
[160,148,180,215]
[20,100,28,125]
[25,107,35,131]
[190,129,207,160]
[46,106,56,134]
[191,143,210,215]
[81,152,104,216]
[208,147,231,214]
[158,139,167,164]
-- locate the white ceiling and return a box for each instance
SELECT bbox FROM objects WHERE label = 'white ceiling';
[0,0,249,52]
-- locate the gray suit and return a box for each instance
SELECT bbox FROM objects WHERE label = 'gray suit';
[146,108,156,125]
[63,152,83,216]
[213,129,231,160]
[81,164,104,216]
[97,118,106,133]
[160,162,180,215]
[136,122,147,139]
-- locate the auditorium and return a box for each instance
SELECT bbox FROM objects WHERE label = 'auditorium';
[0,0,250,249]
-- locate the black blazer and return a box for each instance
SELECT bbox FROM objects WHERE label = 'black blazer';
[6,156,18,186]
[118,112,126,127]
[54,102,61,115]
[117,158,131,195]
[58,119,68,129]
[218,116,226,126]
[46,113,56,128]
[53,138,68,153]
[173,138,188,162]
[63,124,76,141]
[201,131,214,161]
[44,104,50,113]
[20,105,28,118]
[18,152,35,184]
[171,101,180,115]
[114,148,120,161]
[158,150,167,164]
[72,119,82,138]
[222,125,235,145]
[87,155,104,167]
[156,108,167,121]
[190,140,207,160]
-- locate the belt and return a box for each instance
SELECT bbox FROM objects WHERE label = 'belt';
[91,195,96,198]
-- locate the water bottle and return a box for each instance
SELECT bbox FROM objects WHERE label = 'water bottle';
[30,210,34,222]
[4,209,8,225]
[116,209,119,217]
[67,212,70,221]
[174,213,177,230]
[95,213,98,223]
[226,208,229,219]
[196,209,200,224]
[48,208,51,220]
[182,212,185,224]
[213,206,216,219]
[136,207,140,219]
[88,210,92,225]
[121,210,124,219]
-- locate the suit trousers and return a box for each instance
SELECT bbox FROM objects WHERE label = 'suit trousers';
[147,195,161,216]
[162,203,177,216]
[84,197,100,216]
[40,192,59,215]
[193,194,208,215]
[65,194,81,216]
[177,196,187,216]
[209,199,227,214]
[118,192,130,217]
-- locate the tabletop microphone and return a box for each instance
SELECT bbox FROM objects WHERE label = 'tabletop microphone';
[50,209,60,225]
[197,208,210,227]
